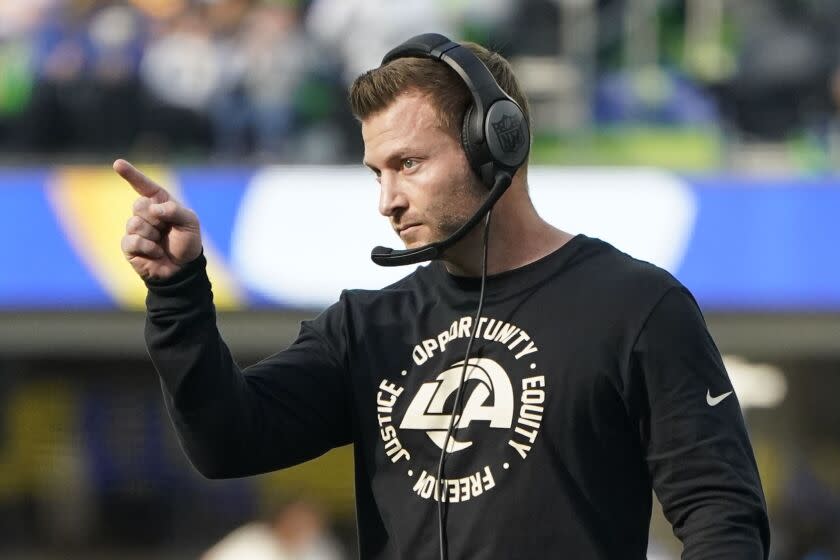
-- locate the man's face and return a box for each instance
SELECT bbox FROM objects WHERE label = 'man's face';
[362,92,484,249]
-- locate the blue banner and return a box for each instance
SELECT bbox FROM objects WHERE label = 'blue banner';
[3,166,838,311]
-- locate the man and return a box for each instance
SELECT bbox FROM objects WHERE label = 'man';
[117,35,770,559]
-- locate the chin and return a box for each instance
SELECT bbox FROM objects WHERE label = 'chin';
[398,227,432,249]
[402,226,457,250]
[402,239,427,250]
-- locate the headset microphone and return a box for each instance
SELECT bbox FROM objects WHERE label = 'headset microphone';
[369,33,529,268]
[371,171,511,266]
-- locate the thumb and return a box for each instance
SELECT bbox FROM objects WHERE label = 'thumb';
[151,200,198,228]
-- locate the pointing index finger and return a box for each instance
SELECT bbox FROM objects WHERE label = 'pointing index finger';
[113,159,170,201]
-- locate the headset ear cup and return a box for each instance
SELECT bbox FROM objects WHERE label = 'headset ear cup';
[484,100,529,170]
[460,104,476,167]
[461,104,493,188]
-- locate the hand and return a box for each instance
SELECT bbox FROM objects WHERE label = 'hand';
[115,159,203,282]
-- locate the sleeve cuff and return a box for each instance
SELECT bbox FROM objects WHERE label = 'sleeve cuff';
[144,252,212,305]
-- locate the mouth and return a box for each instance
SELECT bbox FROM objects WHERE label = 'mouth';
[396,223,421,238]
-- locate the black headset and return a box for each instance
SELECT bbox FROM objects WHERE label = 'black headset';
[370,33,530,267]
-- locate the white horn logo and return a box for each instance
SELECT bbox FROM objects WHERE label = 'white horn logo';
[400,358,514,452]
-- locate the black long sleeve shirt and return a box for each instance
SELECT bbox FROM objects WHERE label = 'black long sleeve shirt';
[145,234,770,559]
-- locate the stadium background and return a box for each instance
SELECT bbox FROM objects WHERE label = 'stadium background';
[1,0,839,558]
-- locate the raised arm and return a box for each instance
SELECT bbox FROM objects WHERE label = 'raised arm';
[116,160,352,479]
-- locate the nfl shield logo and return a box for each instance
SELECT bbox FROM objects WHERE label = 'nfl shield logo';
[491,114,524,153]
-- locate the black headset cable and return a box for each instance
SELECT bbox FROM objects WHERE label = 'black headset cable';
[436,209,492,560]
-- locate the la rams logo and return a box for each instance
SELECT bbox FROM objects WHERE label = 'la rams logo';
[374,315,547,503]
[400,358,514,452]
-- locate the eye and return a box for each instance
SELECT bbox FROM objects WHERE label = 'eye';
[402,158,416,170]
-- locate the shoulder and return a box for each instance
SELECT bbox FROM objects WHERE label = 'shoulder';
[575,235,680,284]
[567,235,688,319]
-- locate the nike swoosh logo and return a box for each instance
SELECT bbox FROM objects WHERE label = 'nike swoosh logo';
[706,390,733,406]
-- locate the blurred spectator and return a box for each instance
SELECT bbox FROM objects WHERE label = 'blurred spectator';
[140,10,219,113]
[298,0,459,162]
[138,7,216,153]
[0,2,51,127]
[0,31,34,150]
[202,498,346,560]
[595,67,718,126]
[18,1,147,153]
[719,22,829,141]
[304,0,455,87]
[210,2,312,158]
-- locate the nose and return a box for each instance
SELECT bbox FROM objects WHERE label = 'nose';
[378,172,408,218]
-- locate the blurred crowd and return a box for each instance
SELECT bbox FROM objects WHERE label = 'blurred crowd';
[2,0,840,166]
[0,0,506,162]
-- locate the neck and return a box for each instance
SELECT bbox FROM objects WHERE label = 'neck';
[441,179,573,277]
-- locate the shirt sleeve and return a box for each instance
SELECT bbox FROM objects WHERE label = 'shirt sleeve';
[631,287,770,559]
[144,254,353,479]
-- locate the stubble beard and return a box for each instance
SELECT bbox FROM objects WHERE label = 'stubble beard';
[431,173,486,240]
